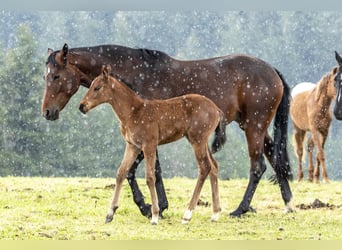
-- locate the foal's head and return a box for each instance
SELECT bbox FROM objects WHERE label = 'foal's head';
[315,66,338,102]
[79,65,113,114]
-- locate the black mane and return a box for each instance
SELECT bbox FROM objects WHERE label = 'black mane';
[46,44,172,68]
[46,50,60,66]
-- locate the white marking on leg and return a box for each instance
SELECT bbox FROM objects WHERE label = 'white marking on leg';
[211,212,220,222]
[181,209,193,224]
[151,214,159,225]
[284,199,295,213]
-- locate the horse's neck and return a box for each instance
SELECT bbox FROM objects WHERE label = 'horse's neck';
[68,46,137,88]
[108,79,144,123]
[68,45,173,89]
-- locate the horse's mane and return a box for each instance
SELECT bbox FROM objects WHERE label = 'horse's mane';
[315,66,338,102]
[46,51,60,66]
[46,45,171,67]
[137,48,170,63]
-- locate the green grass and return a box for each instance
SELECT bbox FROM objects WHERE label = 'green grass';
[0,177,341,240]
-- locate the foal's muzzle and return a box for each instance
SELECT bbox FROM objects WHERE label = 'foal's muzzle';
[43,108,59,121]
[79,103,87,114]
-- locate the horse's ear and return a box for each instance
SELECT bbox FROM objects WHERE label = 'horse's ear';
[62,43,68,66]
[335,51,342,67]
[333,66,338,75]
[102,64,111,81]
[47,48,54,56]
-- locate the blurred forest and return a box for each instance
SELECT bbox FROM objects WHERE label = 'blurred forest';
[0,11,342,180]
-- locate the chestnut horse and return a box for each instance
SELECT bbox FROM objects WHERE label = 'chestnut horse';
[290,66,339,183]
[42,43,294,218]
[79,65,226,224]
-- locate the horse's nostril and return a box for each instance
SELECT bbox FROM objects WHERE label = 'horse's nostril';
[44,109,50,118]
[79,103,86,114]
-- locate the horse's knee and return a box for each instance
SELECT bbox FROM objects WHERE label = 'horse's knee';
[146,174,156,187]
[251,156,266,179]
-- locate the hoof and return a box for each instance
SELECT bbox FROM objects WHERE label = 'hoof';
[181,218,191,224]
[182,210,192,224]
[211,212,220,222]
[105,215,113,224]
[229,206,254,218]
[140,204,152,218]
[151,216,159,225]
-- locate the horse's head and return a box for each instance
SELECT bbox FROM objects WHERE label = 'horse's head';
[79,64,112,114]
[41,43,81,120]
[333,51,342,120]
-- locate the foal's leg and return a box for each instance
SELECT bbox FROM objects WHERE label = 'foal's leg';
[182,143,212,224]
[312,131,329,183]
[293,129,306,182]
[142,145,160,225]
[208,150,221,222]
[307,136,315,182]
[127,150,168,218]
[320,134,330,184]
[106,143,141,223]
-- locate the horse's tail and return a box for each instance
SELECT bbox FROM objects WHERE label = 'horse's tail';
[272,68,293,182]
[211,110,227,153]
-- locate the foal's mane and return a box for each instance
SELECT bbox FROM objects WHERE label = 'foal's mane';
[315,66,338,102]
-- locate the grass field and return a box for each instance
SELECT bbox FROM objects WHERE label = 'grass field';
[0,176,341,240]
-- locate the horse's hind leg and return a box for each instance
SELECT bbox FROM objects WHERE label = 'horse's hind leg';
[127,150,168,218]
[230,128,266,217]
[182,143,212,224]
[106,143,141,223]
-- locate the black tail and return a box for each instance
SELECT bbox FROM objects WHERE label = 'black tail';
[211,111,227,153]
[272,68,293,182]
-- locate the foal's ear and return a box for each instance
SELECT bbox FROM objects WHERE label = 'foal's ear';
[335,51,342,67]
[102,64,111,81]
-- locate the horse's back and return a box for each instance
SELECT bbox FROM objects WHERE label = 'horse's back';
[290,83,315,131]
[291,82,316,98]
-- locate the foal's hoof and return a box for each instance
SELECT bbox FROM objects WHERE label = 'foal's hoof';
[105,215,114,224]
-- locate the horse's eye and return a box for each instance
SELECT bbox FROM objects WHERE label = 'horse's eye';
[53,75,60,81]
[94,86,101,91]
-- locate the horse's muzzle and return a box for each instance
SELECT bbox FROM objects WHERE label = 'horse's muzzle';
[79,103,87,114]
[333,105,342,120]
[43,108,59,121]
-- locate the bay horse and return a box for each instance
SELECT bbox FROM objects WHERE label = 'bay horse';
[290,65,339,183]
[79,65,226,224]
[42,43,294,218]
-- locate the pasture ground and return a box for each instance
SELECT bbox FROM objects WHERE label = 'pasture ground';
[0,177,341,240]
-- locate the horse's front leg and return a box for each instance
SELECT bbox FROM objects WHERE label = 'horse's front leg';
[127,151,151,218]
[106,143,141,223]
[126,150,168,218]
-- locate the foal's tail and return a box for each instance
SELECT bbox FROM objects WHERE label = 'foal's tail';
[211,110,227,153]
[272,68,293,182]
